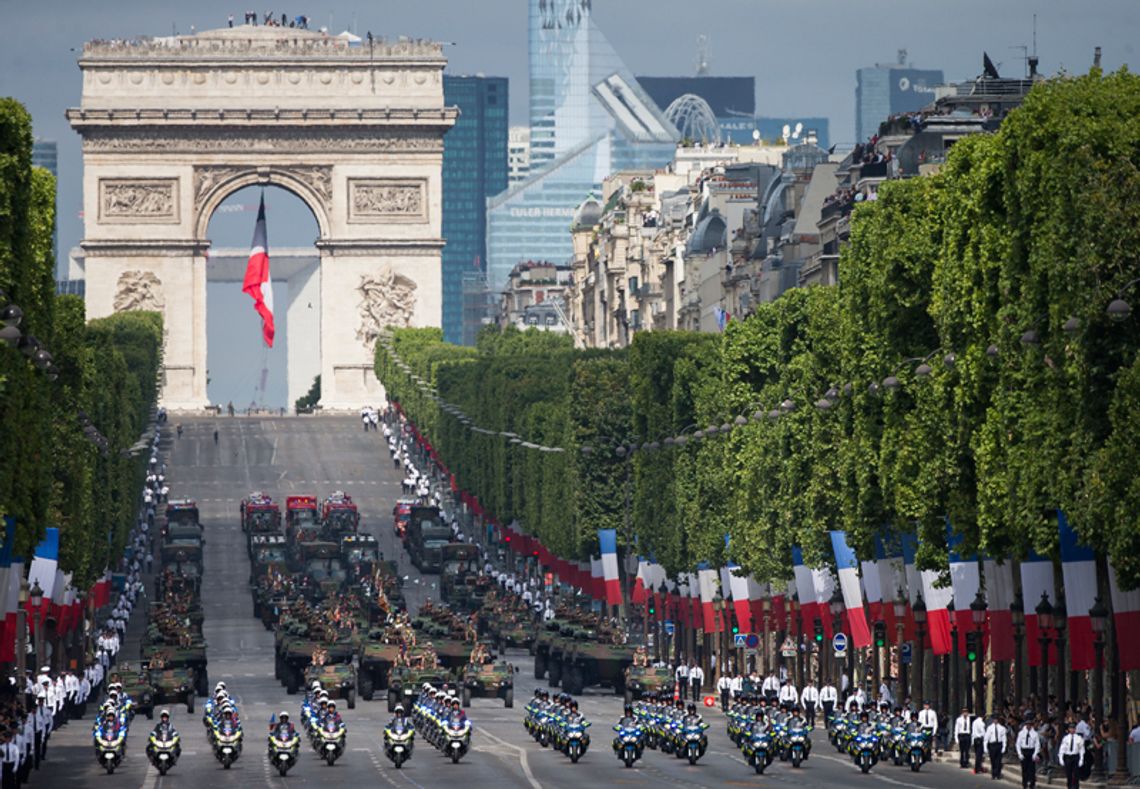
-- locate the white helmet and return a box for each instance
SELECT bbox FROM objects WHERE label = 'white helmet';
[215,681,226,692]
[311,681,322,691]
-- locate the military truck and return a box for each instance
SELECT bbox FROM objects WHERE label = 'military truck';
[303,664,357,709]
[392,497,415,540]
[248,535,288,615]
[320,492,359,541]
[140,644,208,698]
[150,665,197,713]
[241,494,281,555]
[559,633,639,696]
[623,664,673,704]
[461,661,516,708]
[284,495,321,545]
[274,624,355,695]
[114,662,157,719]
[440,544,480,609]
[339,534,380,582]
[386,665,452,713]
[163,499,200,533]
[356,628,403,700]
[158,544,203,597]
[292,541,346,598]
[405,506,450,573]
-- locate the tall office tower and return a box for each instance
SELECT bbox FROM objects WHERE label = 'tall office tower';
[32,140,59,273]
[855,51,942,142]
[485,0,678,291]
[508,126,531,185]
[442,76,509,344]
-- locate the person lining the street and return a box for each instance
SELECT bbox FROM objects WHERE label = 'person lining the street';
[688,661,704,700]
[954,706,972,768]
[675,663,689,701]
[1016,717,1041,789]
[819,681,838,724]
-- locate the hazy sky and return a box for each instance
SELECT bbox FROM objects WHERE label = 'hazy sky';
[1,0,1136,405]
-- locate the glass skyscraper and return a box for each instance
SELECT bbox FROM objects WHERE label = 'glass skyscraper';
[442,76,509,344]
[32,140,59,274]
[486,0,678,291]
[855,62,943,142]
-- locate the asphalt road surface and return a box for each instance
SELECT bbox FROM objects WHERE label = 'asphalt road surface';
[35,416,1026,788]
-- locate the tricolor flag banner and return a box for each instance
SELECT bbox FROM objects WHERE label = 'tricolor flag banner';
[698,567,720,633]
[747,577,767,636]
[792,547,818,634]
[860,554,884,629]
[902,533,953,655]
[983,559,1016,662]
[947,527,981,656]
[1107,561,1140,671]
[597,530,623,606]
[811,564,836,640]
[0,518,23,662]
[50,569,70,634]
[727,566,752,634]
[589,556,604,601]
[874,534,910,642]
[242,194,275,347]
[830,531,872,648]
[26,527,59,629]
[688,572,702,630]
[631,558,648,605]
[1020,550,1057,667]
[1058,511,1097,671]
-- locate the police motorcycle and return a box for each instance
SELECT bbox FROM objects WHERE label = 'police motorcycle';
[677,705,710,765]
[383,707,415,768]
[212,704,244,769]
[781,708,811,768]
[611,706,645,768]
[851,715,881,774]
[740,713,776,775]
[314,700,346,765]
[905,721,930,772]
[93,706,128,774]
[524,690,555,748]
[146,710,181,776]
[887,718,908,766]
[267,711,302,776]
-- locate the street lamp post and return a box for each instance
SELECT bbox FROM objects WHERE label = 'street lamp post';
[949,601,960,716]
[1089,597,1108,780]
[1052,599,1067,713]
[970,590,987,715]
[893,594,907,703]
[913,593,927,703]
[29,580,43,672]
[1035,593,1053,720]
[15,579,28,683]
[1010,591,1024,707]
[761,597,771,676]
[829,589,844,690]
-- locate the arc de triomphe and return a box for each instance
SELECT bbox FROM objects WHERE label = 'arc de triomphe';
[67,26,456,410]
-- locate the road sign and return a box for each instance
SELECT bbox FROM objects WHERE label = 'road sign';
[664,621,675,636]
[780,637,796,658]
[744,633,760,650]
[900,642,912,665]
[832,632,848,656]
[733,634,747,648]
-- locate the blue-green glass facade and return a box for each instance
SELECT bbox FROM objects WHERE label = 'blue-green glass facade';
[442,75,509,344]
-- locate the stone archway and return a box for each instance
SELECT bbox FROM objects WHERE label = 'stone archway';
[67,25,456,409]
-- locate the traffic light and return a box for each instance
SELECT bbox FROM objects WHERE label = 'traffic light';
[965,631,979,663]
[874,620,886,648]
[731,620,740,636]
[813,618,824,643]
[648,598,656,616]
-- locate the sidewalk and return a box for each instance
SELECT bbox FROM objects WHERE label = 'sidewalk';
[931,748,1115,787]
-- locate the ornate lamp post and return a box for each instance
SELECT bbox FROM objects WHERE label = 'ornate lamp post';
[913,593,927,703]
[29,580,44,672]
[893,593,907,702]
[761,597,772,676]
[15,579,28,683]
[1010,591,1024,707]
[1035,593,1053,719]
[970,590,987,715]
[829,588,844,689]
[1088,597,1108,780]
[1052,599,1067,712]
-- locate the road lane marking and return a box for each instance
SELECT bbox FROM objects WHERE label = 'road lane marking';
[814,753,928,788]
[479,727,543,789]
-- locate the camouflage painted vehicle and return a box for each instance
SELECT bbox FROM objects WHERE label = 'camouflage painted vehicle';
[274,625,355,695]
[140,644,208,698]
[559,632,638,696]
[151,666,197,713]
[532,620,565,683]
[487,611,533,653]
[248,535,288,616]
[303,663,357,709]
[294,542,346,600]
[431,638,478,671]
[356,628,403,700]
[385,665,453,713]
[461,661,515,708]
[623,664,673,704]
[114,662,157,719]
[439,544,479,609]
[254,584,290,630]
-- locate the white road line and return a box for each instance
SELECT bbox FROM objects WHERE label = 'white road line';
[815,752,928,788]
[479,727,543,789]
[141,762,158,789]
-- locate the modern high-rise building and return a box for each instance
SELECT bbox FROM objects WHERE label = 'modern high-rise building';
[855,52,942,142]
[442,75,509,344]
[485,0,678,291]
[507,126,531,185]
[636,76,755,120]
[32,140,59,273]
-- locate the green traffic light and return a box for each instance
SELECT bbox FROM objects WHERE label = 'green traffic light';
[967,650,977,662]
[731,625,739,635]
[815,633,823,642]
[876,638,885,648]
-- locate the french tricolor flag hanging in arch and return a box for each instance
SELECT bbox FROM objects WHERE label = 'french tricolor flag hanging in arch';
[1020,549,1057,667]
[242,193,275,347]
[1108,560,1140,671]
[597,529,623,606]
[902,532,953,655]
[830,530,872,648]
[947,526,981,657]
[1058,511,1097,671]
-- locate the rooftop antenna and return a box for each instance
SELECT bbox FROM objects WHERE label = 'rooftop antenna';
[695,34,710,76]
[1027,14,1040,77]
[897,48,908,66]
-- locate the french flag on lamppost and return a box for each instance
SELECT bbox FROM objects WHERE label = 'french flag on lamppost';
[698,566,720,633]
[597,530,623,606]
[242,194,275,348]
[948,526,981,657]
[1058,510,1097,671]
[874,534,909,642]
[1020,550,1057,667]
[0,518,23,663]
[1107,560,1140,671]
[26,527,59,630]
[983,558,1016,662]
[792,547,817,633]
[830,531,872,648]
[631,557,648,605]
